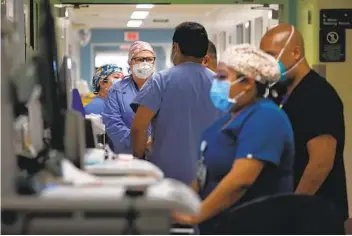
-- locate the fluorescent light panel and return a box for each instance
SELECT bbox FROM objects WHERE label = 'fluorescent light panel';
[127,20,143,28]
[136,4,154,9]
[130,11,149,20]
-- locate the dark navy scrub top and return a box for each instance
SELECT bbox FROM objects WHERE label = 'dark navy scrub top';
[198,99,295,233]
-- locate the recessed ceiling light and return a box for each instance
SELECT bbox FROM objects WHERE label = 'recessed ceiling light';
[136,4,154,9]
[130,11,149,20]
[127,20,143,28]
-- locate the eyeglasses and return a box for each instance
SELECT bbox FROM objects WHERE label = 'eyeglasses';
[133,57,156,63]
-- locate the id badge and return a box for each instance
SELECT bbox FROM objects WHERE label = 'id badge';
[197,158,207,190]
[197,141,208,191]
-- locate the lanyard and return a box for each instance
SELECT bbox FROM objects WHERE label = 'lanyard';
[279,95,289,109]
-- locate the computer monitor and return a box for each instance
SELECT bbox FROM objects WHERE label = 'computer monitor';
[36,0,67,152]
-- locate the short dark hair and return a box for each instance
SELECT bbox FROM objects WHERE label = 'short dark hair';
[207,40,217,59]
[172,22,208,58]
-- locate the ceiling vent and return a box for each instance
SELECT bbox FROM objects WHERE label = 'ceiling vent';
[73,4,89,9]
[251,4,272,10]
[153,18,169,23]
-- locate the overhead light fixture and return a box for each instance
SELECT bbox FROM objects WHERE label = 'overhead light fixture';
[127,20,143,28]
[130,11,149,20]
[136,4,154,9]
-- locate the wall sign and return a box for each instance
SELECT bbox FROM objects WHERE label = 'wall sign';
[320,9,352,29]
[124,32,139,42]
[319,28,346,62]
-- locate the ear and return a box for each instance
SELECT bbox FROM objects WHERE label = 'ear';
[202,55,211,66]
[292,45,301,60]
[99,80,106,88]
[244,76,256,91]
[173,42,180,53]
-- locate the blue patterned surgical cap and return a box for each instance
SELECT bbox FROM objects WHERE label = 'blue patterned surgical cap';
[92,64,122,94]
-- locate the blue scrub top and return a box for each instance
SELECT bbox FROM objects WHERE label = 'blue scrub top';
[131,63,223,184]
[102,75,151,154]
[84,96,105,115]
[198,98,294,212]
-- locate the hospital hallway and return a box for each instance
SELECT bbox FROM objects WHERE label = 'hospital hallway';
[1,0,352,234]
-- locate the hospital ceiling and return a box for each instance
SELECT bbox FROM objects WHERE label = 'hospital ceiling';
[70,4,264,29]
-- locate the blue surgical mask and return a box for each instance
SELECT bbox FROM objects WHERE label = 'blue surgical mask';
[278,61,286,81]
[210,78,245,112]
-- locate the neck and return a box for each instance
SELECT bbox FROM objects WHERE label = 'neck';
[287,60,311,94]
[230,96,258,114]
[133,77,146,89]
[98,91,107,99]
[178,56,203,65]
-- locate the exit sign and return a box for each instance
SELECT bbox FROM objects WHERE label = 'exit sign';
[124,32,139,42]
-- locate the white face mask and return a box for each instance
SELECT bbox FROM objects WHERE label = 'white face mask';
[132,62,155,80]
[112,79,121,84]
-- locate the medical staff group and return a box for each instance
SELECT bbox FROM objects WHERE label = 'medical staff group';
[84,22,348,234]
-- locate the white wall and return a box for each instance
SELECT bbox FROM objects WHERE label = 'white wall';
[56,8,81,85]
[204,5,279,60]
[69,29,82,85]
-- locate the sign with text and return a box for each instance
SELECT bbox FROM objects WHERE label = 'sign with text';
[320,9,352,29]
[319,28,346,63]
[124,32,139,42]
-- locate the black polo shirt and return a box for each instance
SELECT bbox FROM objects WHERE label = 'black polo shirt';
[282,70,348,221]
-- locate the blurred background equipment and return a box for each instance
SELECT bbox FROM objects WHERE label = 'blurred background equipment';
[78,28,92,47]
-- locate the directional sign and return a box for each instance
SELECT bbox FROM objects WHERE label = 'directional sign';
[319,28,346,63]
[320,9,352,29]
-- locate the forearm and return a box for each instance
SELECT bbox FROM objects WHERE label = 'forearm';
[191,180,199,193]
[199,173,248,222]
[295,161,332,195]
[131,126,149,157]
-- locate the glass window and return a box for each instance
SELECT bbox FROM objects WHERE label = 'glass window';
[244,21,251,44]
[254,17,263,47]
[220,31,226,52]
[236,24,244,44]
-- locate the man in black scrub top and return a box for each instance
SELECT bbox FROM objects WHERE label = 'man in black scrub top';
[260,23,349,221]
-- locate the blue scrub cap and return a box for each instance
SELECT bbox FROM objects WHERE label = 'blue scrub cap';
[92,64,122,94]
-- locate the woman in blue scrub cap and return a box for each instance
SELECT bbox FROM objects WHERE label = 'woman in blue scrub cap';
[84,64,123,115]
[174,44,295,234]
